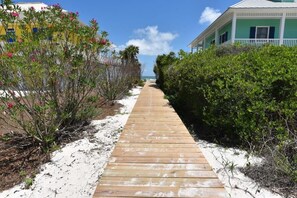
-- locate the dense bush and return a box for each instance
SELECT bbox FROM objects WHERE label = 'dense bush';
[154,52,178,90]
[156,45,297,183]
[0,3,111,149]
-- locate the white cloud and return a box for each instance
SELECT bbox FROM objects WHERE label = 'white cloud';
[199,7,221,24]
[119,26,178,56]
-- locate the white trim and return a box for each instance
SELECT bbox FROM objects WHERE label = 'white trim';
[235,38,280,45]
[203,37,206,49]
[215,29,219,45]
[231,13,237,43]
[279,13,286,45]
[230,0,297,9]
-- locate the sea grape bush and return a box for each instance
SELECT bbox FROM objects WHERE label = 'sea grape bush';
[153,52,178,91]
[156,45,297,182]
[0,3,110,149]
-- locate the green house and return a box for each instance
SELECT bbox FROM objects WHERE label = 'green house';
[189,0,297,51]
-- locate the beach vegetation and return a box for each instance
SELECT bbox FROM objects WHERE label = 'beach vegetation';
[0,2,140,151]
[155,44,297,195]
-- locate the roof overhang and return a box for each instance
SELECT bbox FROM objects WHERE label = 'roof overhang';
[188,8,232,48]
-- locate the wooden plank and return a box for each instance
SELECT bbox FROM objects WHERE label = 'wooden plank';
[111,152,204,158]
[106,163,212,171]
[120,135,194,139]
[129,113,181,117]
[120,133,190,137]
[119,136,193,139]
[127,117,182,121]
[118,137,195,144]
[93,82,225,197]
[116,143,198,148]
[94,186,226,197]
[131,108,175,112]
[129,112,181,117]
[109,157,209,164]
[124,122,185,127]
[122,128,190,133]
[113,147,201,153]
[102,170,218,178]
[98,177,223,188]
[123,126,188,131]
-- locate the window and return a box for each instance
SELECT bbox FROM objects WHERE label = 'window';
[256,27,269,39]
[219,32,228,44]
[250,26,275,39]
[6,28,15,43]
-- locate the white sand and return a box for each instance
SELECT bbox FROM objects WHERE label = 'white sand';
[197,140,284,198]
[0,87,141,198]
[1,85,286,198]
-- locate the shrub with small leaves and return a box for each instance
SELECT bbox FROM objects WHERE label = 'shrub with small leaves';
[158,45,297,184]
[0,2,110,149]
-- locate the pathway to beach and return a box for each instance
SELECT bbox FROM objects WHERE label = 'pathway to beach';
[93,81,226,197]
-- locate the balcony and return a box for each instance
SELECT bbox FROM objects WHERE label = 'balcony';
[234,39,297,47]
[234,39,280,46]
[283,39,297,47]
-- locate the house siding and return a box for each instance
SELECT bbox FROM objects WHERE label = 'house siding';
[284,19,297,38]
[205,33,215,48]
[235,19,280,38]
[219,22,232,42]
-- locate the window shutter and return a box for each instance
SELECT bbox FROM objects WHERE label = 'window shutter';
[269,26,275,39]
[250,27,256,38]
[225,32,228,41]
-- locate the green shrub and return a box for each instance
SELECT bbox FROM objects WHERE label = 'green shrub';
[159,45,297,181]
[0,3,109,149]
[153,52,178,90]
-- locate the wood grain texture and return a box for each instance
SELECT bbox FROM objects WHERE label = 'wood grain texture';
[93,82,226,197]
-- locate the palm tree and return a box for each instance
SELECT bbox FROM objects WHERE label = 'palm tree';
[119,45,139,65]
[119,45,141,82]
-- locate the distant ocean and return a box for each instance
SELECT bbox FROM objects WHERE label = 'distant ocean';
[142,75,156,80]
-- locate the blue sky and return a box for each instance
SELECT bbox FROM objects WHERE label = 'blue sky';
[15,0,239,76]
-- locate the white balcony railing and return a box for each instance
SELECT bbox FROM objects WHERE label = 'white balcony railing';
[233,39,297,47]
[283,39,297,47]
[234,39,280,46]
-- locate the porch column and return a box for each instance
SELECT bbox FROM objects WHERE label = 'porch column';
[203,37,206,49]
[215,29,219,45]
[279,13,286,45]
[231,12,237,44]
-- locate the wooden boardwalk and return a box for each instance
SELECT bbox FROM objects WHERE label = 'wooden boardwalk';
[93,82,226,197]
